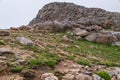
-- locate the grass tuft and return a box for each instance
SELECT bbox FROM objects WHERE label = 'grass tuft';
[95,71,111,80]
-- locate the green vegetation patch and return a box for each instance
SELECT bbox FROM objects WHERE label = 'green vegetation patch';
[76,58,91,67]
[27,51,61,68]
[95,71,111,80]
[0,40,5,45]
[64,38,120,63]
[100,61,120,67]
[11,66,23,72]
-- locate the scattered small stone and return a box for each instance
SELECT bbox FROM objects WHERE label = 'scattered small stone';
[62,35,73,43]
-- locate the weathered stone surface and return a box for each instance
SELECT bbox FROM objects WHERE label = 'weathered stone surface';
[32,20,71,32]
[74,28,88,36]
[0,30,10,36]
[112,42,120,46]
[109,70,119,77]
[16,37,35,46]
[29,2,120,31]
[19,25,32,31]
[85,33,118,44]
[62,35,73,43]
[62,74,75,80]
[75,74,92,80]
[93,74,104,80]
[0,61,7,75]
[21,70,35,80]
[41,73,58,80]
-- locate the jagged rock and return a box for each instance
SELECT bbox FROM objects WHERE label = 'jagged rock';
[33,20,71,32]
[19,25,32,31]
[73,28,88,37]
[62,74,75,80]
[93,74,105,80]
[0,30,10,36]
[112,42,120,46]
[41,73,58,80]
[75,73,92,80]
[62,35,73,43]
[85,33,118,44]
[110,32,120,40]
[0,61,8,75]
[86,25,103,32]
[75,36,82,40]
[16,37,35,46]
[108,70,119,77]
[29,2,120,31]
[21,70,35,80]
[45,76,58,80]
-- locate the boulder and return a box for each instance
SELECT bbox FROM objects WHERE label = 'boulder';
[75,73,92,80]
[112,42,120,46]
[33,20,71,32]
[41,73,58,80]
[0,30,10,36]
[16,37,35,46]
[108,70,119,77]
[73,28,88,37]
[62,74,75,80]
[85,33,118,44]
[93,74,105,80]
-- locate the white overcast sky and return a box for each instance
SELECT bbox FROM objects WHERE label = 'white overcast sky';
[0,0,120,29]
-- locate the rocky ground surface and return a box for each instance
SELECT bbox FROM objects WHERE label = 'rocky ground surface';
[1,2,120,80]
[0,26,120,80]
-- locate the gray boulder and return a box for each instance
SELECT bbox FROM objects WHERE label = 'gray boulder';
[85,33,118,44]
[112,42,120,46]
[16,37,35,46]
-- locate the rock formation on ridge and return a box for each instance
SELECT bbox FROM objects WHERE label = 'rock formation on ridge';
[29,2,120,31]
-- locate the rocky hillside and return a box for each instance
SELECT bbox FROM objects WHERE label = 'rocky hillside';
[0,2,120,80]
[29,2,120,31]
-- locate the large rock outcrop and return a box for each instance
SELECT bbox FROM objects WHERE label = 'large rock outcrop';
[29,2,120,31]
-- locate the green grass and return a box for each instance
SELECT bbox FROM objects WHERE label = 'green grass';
[10,31,120,68]
[27,51,61,68]
[100,61,120,67]
[64,38,120,63]
[11,66,23,72]
[67,55,75,60]
[22,45,42,53]
[95,71,111,80]
[76,59,91,67]
[0,40,5,45]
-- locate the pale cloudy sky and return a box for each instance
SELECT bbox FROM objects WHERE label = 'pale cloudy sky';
[0,0,120,29]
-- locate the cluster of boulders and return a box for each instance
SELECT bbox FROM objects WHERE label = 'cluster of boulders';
[24,2,120,46]
[29,2,120,31]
